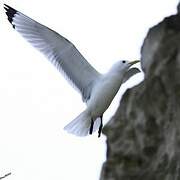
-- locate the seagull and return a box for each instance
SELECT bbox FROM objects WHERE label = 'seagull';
[4,4,140,137]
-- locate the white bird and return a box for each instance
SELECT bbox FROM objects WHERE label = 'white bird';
[4,4,140,137]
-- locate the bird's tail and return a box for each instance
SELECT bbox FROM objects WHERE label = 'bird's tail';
[64,110,101,137]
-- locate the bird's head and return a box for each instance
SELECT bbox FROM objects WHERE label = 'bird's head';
[110,60,140,74]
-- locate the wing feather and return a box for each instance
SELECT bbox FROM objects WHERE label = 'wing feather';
[4,4,100,102]
[123,67,141,83]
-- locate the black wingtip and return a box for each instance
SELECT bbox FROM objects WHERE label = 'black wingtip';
[4,4,17,28]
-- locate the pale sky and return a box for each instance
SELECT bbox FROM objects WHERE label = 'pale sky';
[0,0,178,180]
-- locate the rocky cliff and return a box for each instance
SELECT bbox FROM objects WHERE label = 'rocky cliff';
[100,3,180,180]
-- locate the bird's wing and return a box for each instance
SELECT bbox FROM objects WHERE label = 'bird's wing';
[4,4,100,102]
[122,67,140,83]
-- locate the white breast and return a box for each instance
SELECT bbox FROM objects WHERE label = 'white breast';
[87,73,124,117]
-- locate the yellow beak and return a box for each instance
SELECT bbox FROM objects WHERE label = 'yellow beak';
[128,60,140,66]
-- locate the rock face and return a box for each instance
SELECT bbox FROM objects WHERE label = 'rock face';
[100,4,180,180]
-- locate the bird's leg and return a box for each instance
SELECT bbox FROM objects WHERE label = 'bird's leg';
[89,119,94,135]
[98,115,103,138]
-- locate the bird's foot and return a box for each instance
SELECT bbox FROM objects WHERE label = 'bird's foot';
[98,116,103,137]
[89,119,94,134]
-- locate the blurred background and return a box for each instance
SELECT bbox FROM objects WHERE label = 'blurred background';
[0,0,178,179]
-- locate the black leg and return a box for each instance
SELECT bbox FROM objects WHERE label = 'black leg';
[98,115,103,138]
[89,119,94,135]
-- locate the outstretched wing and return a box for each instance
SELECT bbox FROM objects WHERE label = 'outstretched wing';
[122,67,141,83]
[4,4,100,102]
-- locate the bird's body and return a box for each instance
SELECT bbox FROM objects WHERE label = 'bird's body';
[4,4,140,137]
[87,68,124,117]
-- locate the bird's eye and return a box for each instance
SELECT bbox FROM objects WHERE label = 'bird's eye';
[122,60,126,63]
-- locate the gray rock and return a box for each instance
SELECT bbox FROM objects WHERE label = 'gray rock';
[100,3,180,180]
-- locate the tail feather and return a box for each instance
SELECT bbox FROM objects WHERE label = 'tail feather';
[64,111,101,137]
